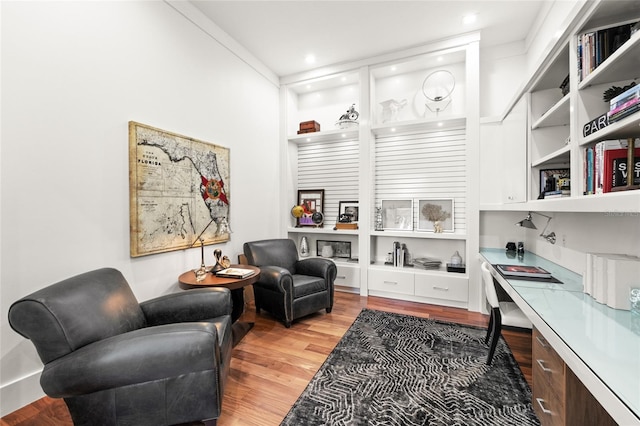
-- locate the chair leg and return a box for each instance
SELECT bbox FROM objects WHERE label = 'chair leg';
[487,307,502,365]
[485,311,494,344]
[326,307,332,314]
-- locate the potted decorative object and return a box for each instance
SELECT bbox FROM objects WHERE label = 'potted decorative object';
[335,104,359,129]
[421,202,451,233]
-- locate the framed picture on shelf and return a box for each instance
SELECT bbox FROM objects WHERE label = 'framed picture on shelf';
[381,199,413,231]
[539,169,570,198]
[316,240,351,259]
[417,199,454,232]
[297,189,325,227]
[338,201,359,224]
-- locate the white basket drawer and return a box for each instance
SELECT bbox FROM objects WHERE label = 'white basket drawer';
[335,264,360,288]
[414,274,468,302]
[369,269,414,295]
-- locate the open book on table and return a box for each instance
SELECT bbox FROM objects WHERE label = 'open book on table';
[215,268,255,279]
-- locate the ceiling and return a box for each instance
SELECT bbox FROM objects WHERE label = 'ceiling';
[190,1,551,78]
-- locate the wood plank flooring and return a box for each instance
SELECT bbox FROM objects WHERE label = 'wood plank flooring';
[1,291,532,426]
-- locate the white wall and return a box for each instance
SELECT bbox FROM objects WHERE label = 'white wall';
[0,1,279,415]
[480,211,640,274]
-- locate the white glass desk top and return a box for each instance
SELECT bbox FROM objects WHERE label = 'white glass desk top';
[480,248,640,422]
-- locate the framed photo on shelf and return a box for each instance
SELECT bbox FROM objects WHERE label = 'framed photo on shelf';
[417,199,454,232]
[381,199,413,231]
[297,189,324,227]
[539,168,570,197]
[316,240,351,259]
[338,201,359,224]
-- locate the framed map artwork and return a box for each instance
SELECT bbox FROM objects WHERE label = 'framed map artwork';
[128,121,230,257]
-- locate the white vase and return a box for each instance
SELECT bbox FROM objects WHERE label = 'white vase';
[300,236,309,257]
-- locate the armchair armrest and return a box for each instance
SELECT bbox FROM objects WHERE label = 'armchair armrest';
[41,323,221,398]
[296,257,337,281]
[140,287,232,326]
[253,265,293,294]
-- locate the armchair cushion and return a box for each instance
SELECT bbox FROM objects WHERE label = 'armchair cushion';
[40,322,221,397]
[293,275,327,298]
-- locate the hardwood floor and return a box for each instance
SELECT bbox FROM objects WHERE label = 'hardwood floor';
[0,291,532,426]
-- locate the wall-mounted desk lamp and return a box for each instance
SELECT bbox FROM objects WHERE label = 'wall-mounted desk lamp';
[515,212,556,244]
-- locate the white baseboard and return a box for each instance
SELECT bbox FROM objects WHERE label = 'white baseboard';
[0,370,45,417]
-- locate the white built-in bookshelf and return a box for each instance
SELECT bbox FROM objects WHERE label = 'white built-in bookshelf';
[279,34,480,309]
[481,0,640,213]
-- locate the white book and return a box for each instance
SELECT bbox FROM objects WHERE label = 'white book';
[584,253,594,296]
[593,254,608,304]
[605,254,640,310]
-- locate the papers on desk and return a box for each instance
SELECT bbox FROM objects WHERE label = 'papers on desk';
[215,268,255,279]
[496,264,552,279]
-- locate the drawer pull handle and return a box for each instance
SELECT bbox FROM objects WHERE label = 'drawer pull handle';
[536,359,552,373]
[433,286,449,291]
[336,275,346,279]
[536,398,552,415]
[536,336,548,348]
[383,281,398,285]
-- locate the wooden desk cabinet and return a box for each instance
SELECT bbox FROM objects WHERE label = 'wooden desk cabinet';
[533,328,616,426]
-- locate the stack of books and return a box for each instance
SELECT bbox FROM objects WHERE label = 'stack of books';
[584,253,640,310]
[584,139,640,194]
[578,22,635,82]
[607,84,639,124]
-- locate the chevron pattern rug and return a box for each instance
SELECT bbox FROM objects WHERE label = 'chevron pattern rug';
[281,309,539,426]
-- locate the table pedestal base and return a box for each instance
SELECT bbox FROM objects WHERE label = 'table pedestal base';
[232,321,254,347]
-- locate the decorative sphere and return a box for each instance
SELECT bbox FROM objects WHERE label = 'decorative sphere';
[311,211,324,224]
[291,205,304,218]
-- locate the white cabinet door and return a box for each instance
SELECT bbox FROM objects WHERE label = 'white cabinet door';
[334,264,360,289]
[502,96,528,203]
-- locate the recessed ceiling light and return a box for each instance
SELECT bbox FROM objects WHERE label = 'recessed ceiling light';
[437,56,443,62]
[305,54,316,64]
[306,84,312,90]
[391,128,396,132]
[306,138,311,142]
[437,122,443,127]
[463,13,477,25]
[391,66,397,72]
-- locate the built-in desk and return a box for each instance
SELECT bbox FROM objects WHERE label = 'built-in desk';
[480,248,640,425]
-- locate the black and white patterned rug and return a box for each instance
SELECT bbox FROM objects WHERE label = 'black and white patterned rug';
[281,309,539,426]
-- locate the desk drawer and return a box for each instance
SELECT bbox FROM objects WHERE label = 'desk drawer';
[533,368,566,426]
[335,264,359,288]
[533,329,565,392]
[532,328,565,426]
[414,274,468,302]
[368,269,414,295]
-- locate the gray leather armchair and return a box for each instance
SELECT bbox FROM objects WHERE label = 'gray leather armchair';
[8,267,233,426]
[243,239,337,328]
